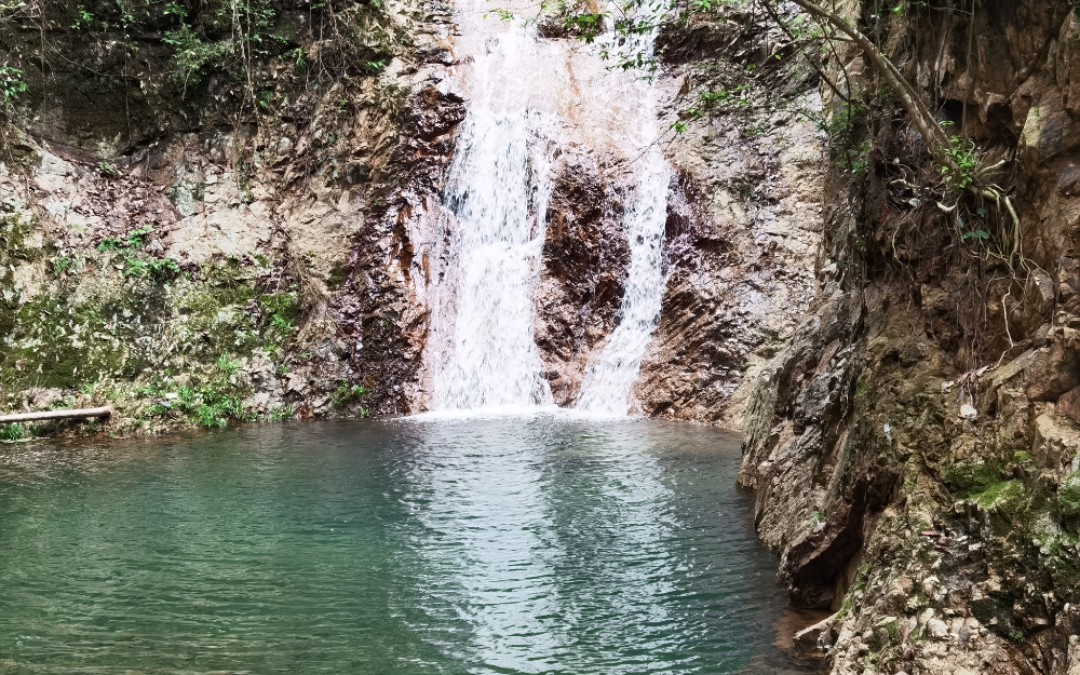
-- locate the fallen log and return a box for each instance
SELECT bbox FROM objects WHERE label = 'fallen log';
[0,407,112,424]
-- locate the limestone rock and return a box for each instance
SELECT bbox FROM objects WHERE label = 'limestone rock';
[1058,385,1080,424]
[927,618,949,639]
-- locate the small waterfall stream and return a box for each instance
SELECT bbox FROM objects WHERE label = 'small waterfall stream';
[575,146,671,415]
[428,1,671,415]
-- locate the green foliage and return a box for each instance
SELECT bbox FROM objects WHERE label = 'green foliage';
[684,0,752,11]
[52,256,72,275]
[945,461,1026,514]
[98,226,151,252]
[824,101,866,144]
[854,374,870,398]
[955,207,991,247]
[71,5,95,30]
[781,13,823,41]
[602,46,660,76]
[361,59,389,75]
[698,85,751,109]
[941,136,980,192]
[215,354,243,378]
[163,2,185,18]
[536,0,607,41]
[38,1,287,102]
[269,404,295,422]
[847,140,872,176]
[96,158,122,176]
[155,384,248,429]
[51,256,83,276]
[970,479,1024,511]
[0,65,28,110]
[261,291,299,349]
[270,313,294,333]
[1,423,28,442]
[943,461,1006,497]
[2,0,409,129]
[822,101,871,176]
[162,23,236,94]
[332,382,371,414]
[1059,471,1080,519]
[122,257,181,279]
[144,355,253,429]
[676,84,754,131]
[192,392,247,429]
[97,227,180,281]
[565,13,605,41]
[487,7,515,21]
[287,47,307,74]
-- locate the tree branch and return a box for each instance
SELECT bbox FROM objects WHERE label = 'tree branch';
[777,0,953,165]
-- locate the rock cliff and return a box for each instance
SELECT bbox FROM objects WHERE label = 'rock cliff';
[738,2,1080,672]
[0,0,462,431]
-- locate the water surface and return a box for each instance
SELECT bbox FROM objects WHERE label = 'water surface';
[0,417,806,674]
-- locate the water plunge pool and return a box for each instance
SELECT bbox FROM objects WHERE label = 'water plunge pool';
[1,417,809,674]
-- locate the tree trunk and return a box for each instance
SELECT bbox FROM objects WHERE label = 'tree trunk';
[0,407,113,424]
[782,0,954,163]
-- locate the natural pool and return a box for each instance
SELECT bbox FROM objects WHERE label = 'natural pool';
[0,416,809,674]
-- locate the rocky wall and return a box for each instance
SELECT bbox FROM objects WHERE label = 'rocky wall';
[739,1,1080,673]
[0,0,463,432]
[635,6,825,427]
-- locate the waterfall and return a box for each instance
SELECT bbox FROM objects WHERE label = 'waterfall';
[572,1,673,417]
[575,148,671,415]
[430,107,557,410]
[427,0,671,415]
[428,16,558,411]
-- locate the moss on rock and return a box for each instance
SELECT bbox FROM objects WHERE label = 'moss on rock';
[943,461,1007,497]
[969,479,1025,511]
[0,295,132,390]
[1059,471,1080,520]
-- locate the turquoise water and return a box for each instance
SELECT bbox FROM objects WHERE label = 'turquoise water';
[0,417,805,674]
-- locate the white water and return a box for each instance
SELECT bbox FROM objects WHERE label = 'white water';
[428,1,672,415]
[575,147,671,415]
[428,19,559,411]
[430,107,557,410]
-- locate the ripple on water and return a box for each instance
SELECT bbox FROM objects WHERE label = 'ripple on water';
[0,418,812,674]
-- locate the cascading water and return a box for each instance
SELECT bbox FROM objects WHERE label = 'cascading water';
[430,106,557,410]
[428,17,559,411]
[427,0,673,415]
[575,147,671,415]
[574,4,672,416]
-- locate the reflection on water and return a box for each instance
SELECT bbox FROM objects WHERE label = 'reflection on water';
[0,418,812,674]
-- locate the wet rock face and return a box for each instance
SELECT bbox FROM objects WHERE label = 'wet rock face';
[535,151,630,405]
[632,8,823,427]
[337,76,467,416]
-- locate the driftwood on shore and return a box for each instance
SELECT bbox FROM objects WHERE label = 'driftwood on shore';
[0,407,112,425]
